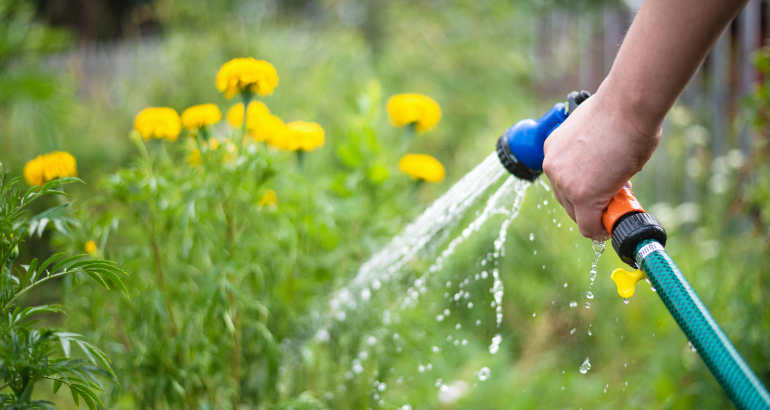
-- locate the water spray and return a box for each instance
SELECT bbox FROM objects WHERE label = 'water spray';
[495,91,770,410]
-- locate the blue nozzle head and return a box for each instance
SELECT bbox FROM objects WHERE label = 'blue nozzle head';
[497,91,591,181]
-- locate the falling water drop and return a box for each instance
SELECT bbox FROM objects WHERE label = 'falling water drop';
[585,302,591,309]
[570,328,576,335]
[477,367,491,381]
[529,233,535,241]
[588,329,592,336]
[579,358,591,374]
[623,298,630,304]
[569,301,578,308]
[436,314,444,322]
[467,302,474,309]
[586,291,594,299]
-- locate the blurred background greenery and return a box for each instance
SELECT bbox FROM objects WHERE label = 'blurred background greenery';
[1,0,769,408]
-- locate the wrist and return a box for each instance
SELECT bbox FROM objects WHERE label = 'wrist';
[597,72,667,139]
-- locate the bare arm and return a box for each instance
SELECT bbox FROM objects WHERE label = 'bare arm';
[543,0,748,240]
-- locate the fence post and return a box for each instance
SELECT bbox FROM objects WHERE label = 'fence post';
[739,0,761,154]
[709,30,730,158]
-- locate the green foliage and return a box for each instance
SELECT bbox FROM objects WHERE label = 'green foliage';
[744,47,770,234]
[0,174,125,409]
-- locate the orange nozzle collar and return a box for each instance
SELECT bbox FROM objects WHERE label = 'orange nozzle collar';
[602,186,645,235]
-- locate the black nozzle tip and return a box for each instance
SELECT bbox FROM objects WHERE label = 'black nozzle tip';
[611,212,667,267]
[567,90,592,115]
[496,135,541,182]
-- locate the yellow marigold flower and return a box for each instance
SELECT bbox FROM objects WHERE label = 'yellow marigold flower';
[226,101,272,129]
[399,154,445,183]
[387,93,442,133]
[216,58,279,99]
[181,104,222,129]
[23,151,78,187]
[278,121,325,152]
[259,115,292,146]
[84,240,98,256]
[134,107,182,141]
[258,189,278,206]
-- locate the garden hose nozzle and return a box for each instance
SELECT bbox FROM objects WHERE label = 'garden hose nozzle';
[496,91,591,181]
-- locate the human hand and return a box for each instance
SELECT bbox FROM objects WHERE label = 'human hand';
[542,86,662,240]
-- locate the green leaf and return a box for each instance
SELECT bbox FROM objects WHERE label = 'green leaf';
[86,267,128,297]
[26,257,38,279]
[69,386,80,408]
[79,341,116,379]
[53,379,63,394]
[83,270,110,290]
[71,384,102,410]
[38,252,64,275]
[51,254,85,275]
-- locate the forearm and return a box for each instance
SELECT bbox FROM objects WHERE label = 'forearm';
[601,0,748,136]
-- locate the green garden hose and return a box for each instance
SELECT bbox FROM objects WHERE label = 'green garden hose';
[635,238,770,410]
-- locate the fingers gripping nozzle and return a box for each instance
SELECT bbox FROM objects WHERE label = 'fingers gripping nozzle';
[496,91,591,182]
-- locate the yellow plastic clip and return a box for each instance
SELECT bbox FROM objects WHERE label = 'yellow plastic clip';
[610,268,646,299]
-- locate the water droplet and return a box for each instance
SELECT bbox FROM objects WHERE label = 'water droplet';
[456,324,461,330]
[476,320,481,326]
[586,291,594,299]
[436,314,444,322]
[427,363,432,370]
[462,339,468,346]
[418,365,426,373]
[444,309,451,316]
[587,329,592,336]
[623,298,630,304]
[689,341,697,352]
[570,328,576,335]
[378,383,386,391]
[564,283,568,288]
[402,405,412,410]
[366,336,377,345]
[529,233,535,241]
[603,384,608,393]
[532,312,537,317]
[434,379,443,388]
[431,346,441,353]
[569,301,578,308]
[477,367,491,381]
[561,386,565,391]
[585,302,591,309]
[467,302,474,309]
[579,358,591,374]
[534,250,537,255]
[544,200,549,205]
[489,334,502,354]
[481,271,488,279]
